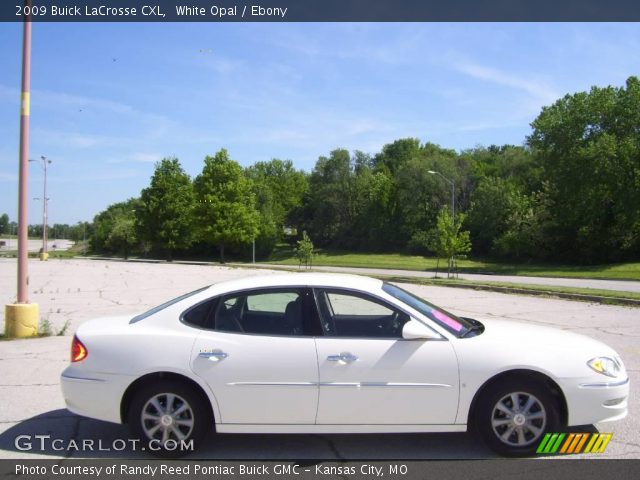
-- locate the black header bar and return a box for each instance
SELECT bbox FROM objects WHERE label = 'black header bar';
[2,0,640,22]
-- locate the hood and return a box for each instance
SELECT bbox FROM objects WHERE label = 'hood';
[472,317,618,358]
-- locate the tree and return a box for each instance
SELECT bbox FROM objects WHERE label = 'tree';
[107,214,137,259]
[67,221,92,243]
[374,138,423,176]
[138,158,196,261]
[493,188,556,261]
[246,159,308,226]
[464,145,541,194]
[426,207,472,278]
[28,224,43,238]
[91,198,140,253]
[466,177,524,255]
[250,183,280,259]
[0,213,9,235]
[193,149,259,263]
[528,76,640,262]
[246,159,308,257]
[394,152,458,247]
[351,168,395,250]
[302,149,357,247]
[295,231,314,269]
[316,148,354,239]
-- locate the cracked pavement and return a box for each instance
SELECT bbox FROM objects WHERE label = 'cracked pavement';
[0,258,637,459]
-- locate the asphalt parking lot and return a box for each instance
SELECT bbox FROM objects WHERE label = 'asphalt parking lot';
[0,258,637,459]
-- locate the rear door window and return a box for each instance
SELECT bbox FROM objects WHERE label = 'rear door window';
[214,288,320,336]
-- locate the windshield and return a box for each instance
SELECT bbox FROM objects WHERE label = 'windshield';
[382,283,474,337]
[130,286,210,323]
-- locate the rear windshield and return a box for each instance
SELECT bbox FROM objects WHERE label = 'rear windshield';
[382,283,473,337]
[130,286,210,323]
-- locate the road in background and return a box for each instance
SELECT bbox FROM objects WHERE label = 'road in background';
[0,239,74,252]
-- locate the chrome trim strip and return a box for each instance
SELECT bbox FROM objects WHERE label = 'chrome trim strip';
[226,382,317,387]
[319,382,452,388]
[61,373,105,383]
[579,377,629,388]
[225,381,452,388]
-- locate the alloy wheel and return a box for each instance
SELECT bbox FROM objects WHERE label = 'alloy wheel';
[490,391,547,447]
[141,393,195,446]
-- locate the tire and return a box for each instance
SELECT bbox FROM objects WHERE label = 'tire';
[475,379,560,457]
[128,380,212,458]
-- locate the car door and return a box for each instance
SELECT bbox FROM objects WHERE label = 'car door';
[190,288,320,425]
[313,288,460,425]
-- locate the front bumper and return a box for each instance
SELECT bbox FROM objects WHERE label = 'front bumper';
[61,366,134,424]
[563,376,629,426]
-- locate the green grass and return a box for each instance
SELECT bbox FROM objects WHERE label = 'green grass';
[43,250,78,259]
[263,246,640,281]
[0,250,78,259]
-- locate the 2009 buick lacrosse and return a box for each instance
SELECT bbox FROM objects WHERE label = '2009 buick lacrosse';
[61,273,629,456]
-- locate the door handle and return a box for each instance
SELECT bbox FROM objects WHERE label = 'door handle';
[327,352,358,363]
[199,350,229,362]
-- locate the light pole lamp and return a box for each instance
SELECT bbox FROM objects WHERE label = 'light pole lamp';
[428,170,455,222]
[30,155,51,259]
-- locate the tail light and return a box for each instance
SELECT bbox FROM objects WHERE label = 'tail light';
[71,335,88,362]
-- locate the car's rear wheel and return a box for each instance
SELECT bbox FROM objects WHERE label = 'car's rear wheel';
[128,381,211,457]
[475,379,560,457]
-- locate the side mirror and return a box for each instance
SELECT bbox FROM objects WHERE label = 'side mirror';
[402,319,442,340]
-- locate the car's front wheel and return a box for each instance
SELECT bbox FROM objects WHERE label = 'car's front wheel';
[475,379,560,457]
[128,381,211,457]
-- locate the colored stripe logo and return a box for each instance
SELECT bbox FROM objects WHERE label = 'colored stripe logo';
[537,433,612,454]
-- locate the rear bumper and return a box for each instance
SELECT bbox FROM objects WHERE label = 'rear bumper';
[563,377,629,426]
[61,366,134,424]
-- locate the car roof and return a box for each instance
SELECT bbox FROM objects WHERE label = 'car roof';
[206,272,384,295]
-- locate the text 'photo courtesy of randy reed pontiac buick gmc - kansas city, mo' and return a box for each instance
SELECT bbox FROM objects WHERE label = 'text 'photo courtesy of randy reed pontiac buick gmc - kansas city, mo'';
[60,273,629,457]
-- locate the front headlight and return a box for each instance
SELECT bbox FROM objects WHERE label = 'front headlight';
[587,357,622,378]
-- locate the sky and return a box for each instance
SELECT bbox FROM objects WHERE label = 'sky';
[0,22,639,226]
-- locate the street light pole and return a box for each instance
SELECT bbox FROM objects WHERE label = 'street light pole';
[30,155,51,259]
[427,170,455,222]
[43,155,49,254]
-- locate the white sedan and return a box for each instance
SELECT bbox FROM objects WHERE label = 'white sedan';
[61,273,629,457]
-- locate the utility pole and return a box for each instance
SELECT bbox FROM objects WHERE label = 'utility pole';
[17,6,31,301]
